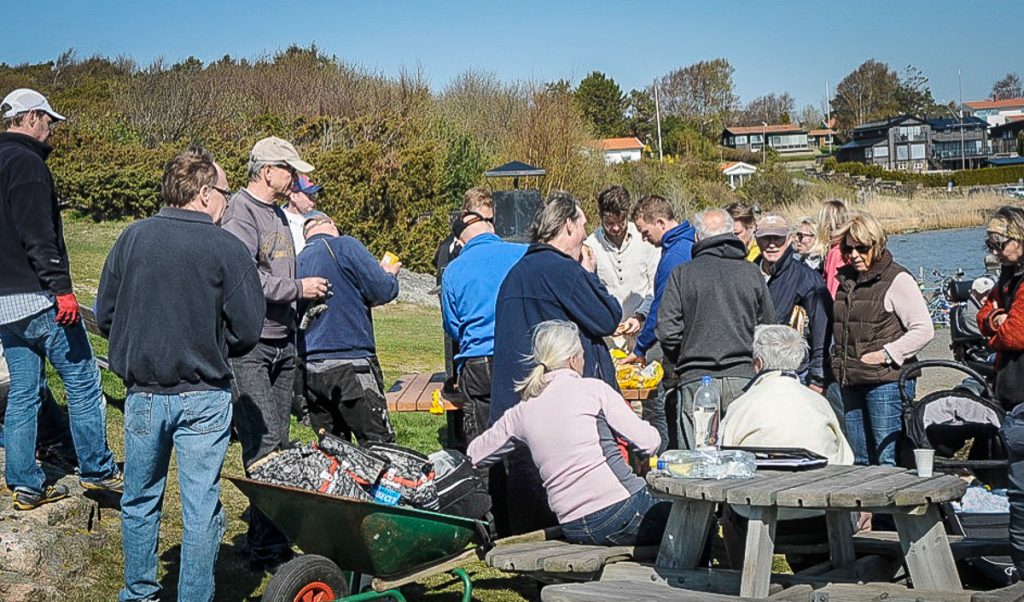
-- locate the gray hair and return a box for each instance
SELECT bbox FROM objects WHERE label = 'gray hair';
[753,325,808,371]
[515,320,584,400]
[693,208,734,240]
[529,191,581,243]
[247,159,274,183]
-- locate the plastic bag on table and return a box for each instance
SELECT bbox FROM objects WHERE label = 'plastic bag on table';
[611,349,664,389]
[650,449,757,480]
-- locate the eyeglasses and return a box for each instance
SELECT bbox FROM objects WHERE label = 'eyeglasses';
[755,235,787,248]
[795,232,815,241]
[986,236,1013,252]
[211,185,232,198]
[841,241,872,255]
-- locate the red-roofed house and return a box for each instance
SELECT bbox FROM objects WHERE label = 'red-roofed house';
[721,124,810,154]
[588,137,645,164]
[964,97,1024,127]
[721,161,757,189]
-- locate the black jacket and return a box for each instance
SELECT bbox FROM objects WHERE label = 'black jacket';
[656,233,775,384]
[0,132,73,295]
[95,208,265,392]
[761,246,832,384]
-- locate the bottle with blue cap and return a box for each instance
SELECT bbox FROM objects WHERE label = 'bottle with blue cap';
[692,375,720,451]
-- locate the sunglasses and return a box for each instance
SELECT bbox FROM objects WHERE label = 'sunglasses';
[795,232,815,241]
[986,236,1013,252]
[755,235,787,248]
[841,242,872,255]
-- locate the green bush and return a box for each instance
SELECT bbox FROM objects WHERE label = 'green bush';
[832,161,1024,188]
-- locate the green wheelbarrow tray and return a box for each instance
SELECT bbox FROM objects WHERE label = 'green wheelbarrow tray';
[226,475,488,579]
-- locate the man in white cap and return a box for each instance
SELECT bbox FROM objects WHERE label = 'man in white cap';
[220,136,328,571]
[0,88,123,510]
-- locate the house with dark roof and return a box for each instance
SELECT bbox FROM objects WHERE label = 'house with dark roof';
[964,97,1024,127]
[926,116,990,169]
[721,124,810,154]
[989,118,1024,156]
[838,115,931,172]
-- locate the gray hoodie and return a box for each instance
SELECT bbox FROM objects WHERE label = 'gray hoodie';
[222,188,300,339]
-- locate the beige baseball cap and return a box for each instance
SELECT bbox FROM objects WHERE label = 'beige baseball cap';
[249,136,314,173]
[755,214,790,238]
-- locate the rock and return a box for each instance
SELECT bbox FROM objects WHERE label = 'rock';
[395,269,440,308]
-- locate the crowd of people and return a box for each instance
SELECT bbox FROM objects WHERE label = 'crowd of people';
[3,86,1024,598]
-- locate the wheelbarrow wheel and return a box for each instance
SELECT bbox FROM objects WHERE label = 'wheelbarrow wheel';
[263,554,350,602]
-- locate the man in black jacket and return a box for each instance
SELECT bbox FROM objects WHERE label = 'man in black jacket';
[656,208,775,449]
[96,147,264,602]
[0,88,122,510]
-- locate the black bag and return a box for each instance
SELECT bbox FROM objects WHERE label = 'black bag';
[367,443,440,511]
[430,450,491,520]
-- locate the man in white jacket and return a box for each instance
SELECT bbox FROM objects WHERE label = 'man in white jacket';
[583,185,660,351]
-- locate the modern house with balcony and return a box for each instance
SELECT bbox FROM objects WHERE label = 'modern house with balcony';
[989,117,1024,156]
[964,97,1024,127]
[837,115,932,172]
[721,124,810,154]
[926,116,990,169]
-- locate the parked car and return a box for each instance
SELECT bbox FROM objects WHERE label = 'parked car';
[1002,185,1024,199]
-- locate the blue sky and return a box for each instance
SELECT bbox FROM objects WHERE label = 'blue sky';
[6,0,1022,110]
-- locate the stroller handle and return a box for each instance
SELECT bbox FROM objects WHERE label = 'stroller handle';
[897,359,994,404]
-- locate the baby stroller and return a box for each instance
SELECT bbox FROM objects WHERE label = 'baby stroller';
[899,360,1015,586]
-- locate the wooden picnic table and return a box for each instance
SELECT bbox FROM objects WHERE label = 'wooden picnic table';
[647,464,968,599]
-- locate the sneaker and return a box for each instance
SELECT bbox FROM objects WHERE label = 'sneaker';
[80,471,124,495]
[13,484,69,510]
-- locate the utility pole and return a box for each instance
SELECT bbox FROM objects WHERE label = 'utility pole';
[762,122,768,164]
[959,68,966,170]
[653,81,664,162]
[825,81,832,152]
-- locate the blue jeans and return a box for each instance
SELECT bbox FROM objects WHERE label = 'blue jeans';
[999,404,1024,573]
[842,380,914,466]
[0,308,117,493]
[120,390,232,602]
[560,487,671,546]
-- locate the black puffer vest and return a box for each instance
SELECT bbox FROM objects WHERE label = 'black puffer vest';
[994,266,1024,408]
[831,250,913,386]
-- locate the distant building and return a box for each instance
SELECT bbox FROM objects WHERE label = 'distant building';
[989,117,1024,156]
[589,137,645,164]
[838,115,932,172]
[721,124,810,154]
[721,161,757,189]
[926,116,990,169]
[964,98,1024,127]
[807,127,839,150]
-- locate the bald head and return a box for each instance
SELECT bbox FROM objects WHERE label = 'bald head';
[694,208,734,240]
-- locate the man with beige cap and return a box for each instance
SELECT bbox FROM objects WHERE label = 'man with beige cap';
[221,136,328,571]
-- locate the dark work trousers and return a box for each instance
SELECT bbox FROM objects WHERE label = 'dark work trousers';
[231,338,296,561]
[1000,403,1024,573]
[456,356,510,534]
[303,355,396,446]
[643,383,670,454]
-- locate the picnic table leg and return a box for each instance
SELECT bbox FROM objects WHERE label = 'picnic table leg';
[655,499,715,570]
[892,504,963,592]
[740,505,778,599]
[826,510,856,569]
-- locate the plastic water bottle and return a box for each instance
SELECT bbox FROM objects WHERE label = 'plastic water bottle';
[692,375,720,451]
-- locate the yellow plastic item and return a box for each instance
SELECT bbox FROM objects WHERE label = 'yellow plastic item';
[611,349,664,389]
[429,389,445,415]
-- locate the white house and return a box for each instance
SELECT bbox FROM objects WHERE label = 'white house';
[964,97,1024,127]
[721,161,757,189]
[589,137,645,164]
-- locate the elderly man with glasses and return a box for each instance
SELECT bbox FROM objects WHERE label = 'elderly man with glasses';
[220,136,329,572]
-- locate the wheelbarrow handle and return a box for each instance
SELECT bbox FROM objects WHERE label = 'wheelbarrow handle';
[897,359,994,404]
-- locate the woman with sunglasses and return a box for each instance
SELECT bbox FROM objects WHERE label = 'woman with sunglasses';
[831,212,934,468]
[793,216,823,271]
[979,207,1024,580]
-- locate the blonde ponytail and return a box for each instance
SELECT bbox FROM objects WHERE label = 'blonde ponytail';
[515,320,584,400]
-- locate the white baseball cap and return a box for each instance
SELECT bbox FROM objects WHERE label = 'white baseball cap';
[971,277,995,296]
[1,88,66,121]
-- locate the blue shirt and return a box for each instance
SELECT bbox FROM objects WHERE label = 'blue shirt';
[634,221,696,357]
[441,233,527,366]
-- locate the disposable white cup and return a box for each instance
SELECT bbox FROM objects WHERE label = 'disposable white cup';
[913,448,935,477]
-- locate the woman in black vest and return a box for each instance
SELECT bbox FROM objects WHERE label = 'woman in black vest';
[982,207,1024,573]
[831,212,934,467]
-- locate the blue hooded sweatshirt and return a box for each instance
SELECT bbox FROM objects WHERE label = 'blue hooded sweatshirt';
[633,221,696,357]
[489,243,622,424]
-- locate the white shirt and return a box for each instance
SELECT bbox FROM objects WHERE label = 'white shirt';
[584,223,660,320]
[283,208,306,254]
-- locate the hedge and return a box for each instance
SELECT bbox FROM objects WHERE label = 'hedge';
[829,160,1024,188]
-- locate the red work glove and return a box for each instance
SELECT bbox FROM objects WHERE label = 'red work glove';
[54,293,81,326]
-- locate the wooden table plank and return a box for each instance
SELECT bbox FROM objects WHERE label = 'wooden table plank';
[725,466,861,506]
[890,473,968,506]
[826,510,857,569]
[893,504,963,592]
[829,471,938,508]
[740,505,778,599]
[775,465,902,508]
[415,372,448,411]
[650,470,800,503]
[656,499,716,570]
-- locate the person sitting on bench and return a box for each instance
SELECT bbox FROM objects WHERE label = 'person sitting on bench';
[468,319,667,546]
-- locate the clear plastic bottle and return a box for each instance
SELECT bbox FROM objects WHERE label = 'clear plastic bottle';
[692,375,720,451]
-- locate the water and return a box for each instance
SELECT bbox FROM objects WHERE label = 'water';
[887,226,990,287]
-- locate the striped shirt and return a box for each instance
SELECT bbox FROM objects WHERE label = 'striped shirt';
[0,292,52,325]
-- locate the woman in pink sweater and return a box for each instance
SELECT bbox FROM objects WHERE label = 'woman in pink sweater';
[468,320,666,546]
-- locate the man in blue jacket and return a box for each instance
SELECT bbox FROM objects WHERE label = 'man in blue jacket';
[297,214,400,446]
[441,188,527,448]
[624,195,696,450]
[491,191,622,533]
[755,214,832,392]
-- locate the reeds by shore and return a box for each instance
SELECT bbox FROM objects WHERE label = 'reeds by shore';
[782,191,1016,234]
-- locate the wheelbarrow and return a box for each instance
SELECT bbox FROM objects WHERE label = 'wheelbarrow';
[227,475,491,602]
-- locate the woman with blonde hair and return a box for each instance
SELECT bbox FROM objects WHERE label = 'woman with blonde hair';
[831,212,933,467]
[793,216,824,271]
[468,320,666,546]
[818,199,849,298]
